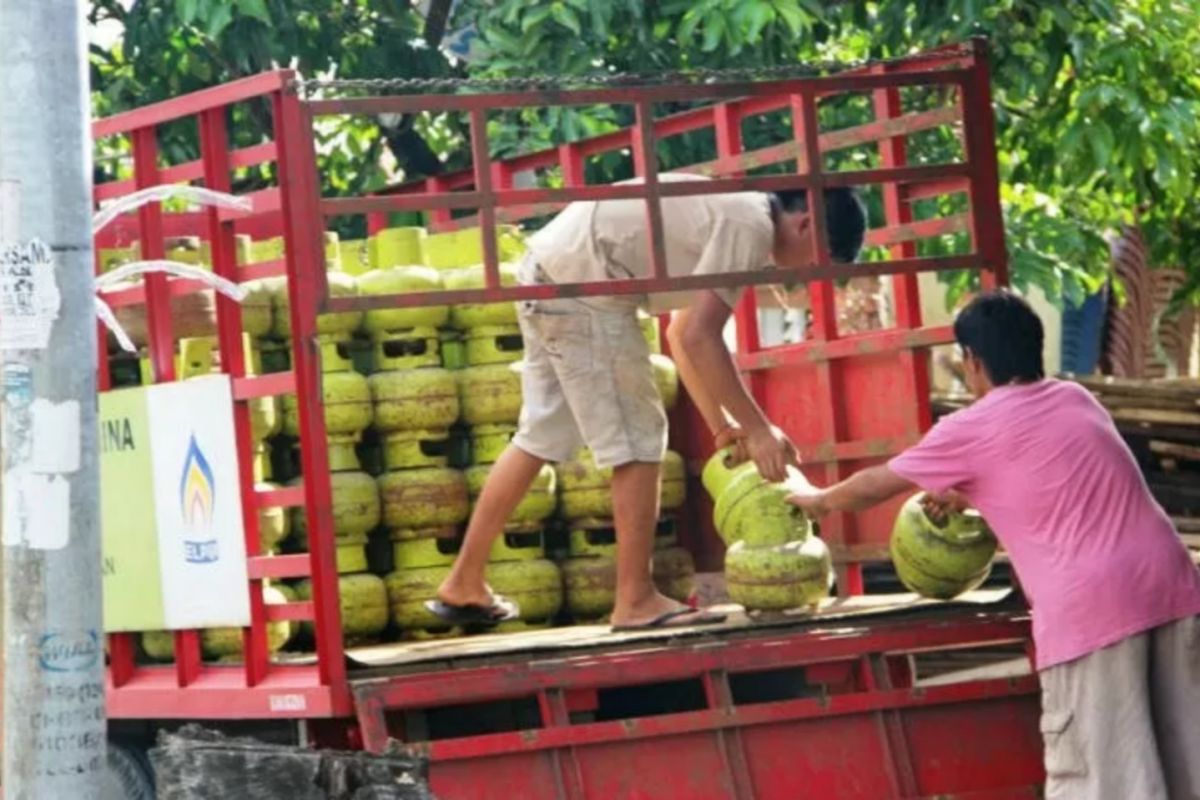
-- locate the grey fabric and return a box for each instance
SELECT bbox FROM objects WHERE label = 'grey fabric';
[1040,615,1200,800]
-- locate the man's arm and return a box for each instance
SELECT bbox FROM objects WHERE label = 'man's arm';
[668,290,796,481]
[791,402,981,518]
[666,292,766,432]
[787,465,915,517]
[665,307,728,436]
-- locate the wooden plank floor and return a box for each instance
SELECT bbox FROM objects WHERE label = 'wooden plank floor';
[341,588,1016,674]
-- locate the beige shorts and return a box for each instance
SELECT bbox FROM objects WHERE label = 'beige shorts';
[1039,614,1200,800]
[511,265,667,469]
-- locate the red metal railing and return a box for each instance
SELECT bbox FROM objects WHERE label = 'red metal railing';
[95,71,350,718]
[326,38,1005,582]
[92,37,1007,720]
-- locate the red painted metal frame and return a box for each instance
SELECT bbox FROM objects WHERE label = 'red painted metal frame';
[95,72,352,719]
[337,40,1004,575]
[328,43,1003,578]
[89,41,1021,790]
[343,49,998,569]
[351,610,1041,799]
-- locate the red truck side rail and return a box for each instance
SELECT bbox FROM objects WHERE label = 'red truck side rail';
[96,69,353,718]
[92,38,1041,798]
[348,610,1041,800]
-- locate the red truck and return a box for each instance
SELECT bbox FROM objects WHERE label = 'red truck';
[93,39,1043,799]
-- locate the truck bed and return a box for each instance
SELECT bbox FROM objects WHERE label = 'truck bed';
[339,586,1042,800]
[340,588,1018,678]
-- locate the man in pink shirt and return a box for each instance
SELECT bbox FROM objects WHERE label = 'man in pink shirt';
[788,290,1200,799]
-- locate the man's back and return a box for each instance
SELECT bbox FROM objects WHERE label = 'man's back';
[526,173,773,312]
[891,379,1200,668]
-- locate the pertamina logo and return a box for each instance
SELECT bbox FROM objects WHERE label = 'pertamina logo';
[179,433,219,564]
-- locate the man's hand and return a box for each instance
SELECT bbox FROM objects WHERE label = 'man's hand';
[714,424,751,467]
[744,424,800,483]
[920,490,968,526]
[673,293,798,479]
[786,483,829,519]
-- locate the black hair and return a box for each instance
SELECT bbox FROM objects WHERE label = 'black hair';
[953,290,1045,385]
[770,186,867,263]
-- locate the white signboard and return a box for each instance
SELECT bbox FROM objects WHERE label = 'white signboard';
[100,374,249,631]
[146,376,250,629]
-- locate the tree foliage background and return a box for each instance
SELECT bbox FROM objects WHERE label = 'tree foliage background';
[89,0,1200,310]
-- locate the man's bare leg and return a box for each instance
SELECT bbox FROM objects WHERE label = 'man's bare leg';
[437,445,545,608]
[609,461,708,627]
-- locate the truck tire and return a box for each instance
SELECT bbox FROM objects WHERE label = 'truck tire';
[104,741,155,800]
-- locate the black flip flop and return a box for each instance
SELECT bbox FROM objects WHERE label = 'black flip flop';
[424,596,520,626]
[610,607,727,633]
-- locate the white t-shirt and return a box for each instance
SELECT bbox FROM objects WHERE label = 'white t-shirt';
[525,173,775,314]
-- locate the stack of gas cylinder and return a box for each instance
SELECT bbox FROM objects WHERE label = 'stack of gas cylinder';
[352,227,468,641]
[357,227,556,639]
[266,234,392,652]
[101,221,695,657]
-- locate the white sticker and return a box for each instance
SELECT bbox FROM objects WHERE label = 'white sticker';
[30,398,80,474]
[2,470,70,550]
[0,238,61,351]
[269,694,307,712]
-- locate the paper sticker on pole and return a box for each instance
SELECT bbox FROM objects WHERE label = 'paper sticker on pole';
[1,363,80,550]
[30,397,82,473]
[0,237,61,351]
[100,374,250,631]
[2,470,71,550]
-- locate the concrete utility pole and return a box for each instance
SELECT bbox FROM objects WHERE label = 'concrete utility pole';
[0,1,107,797]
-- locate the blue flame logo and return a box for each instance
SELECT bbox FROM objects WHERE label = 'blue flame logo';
[179,434,218,564]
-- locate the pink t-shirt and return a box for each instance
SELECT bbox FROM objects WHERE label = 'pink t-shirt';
[889,379,1200,670]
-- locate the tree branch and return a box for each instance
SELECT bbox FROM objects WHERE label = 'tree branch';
[384,126,447,179]
[423,0,455,48]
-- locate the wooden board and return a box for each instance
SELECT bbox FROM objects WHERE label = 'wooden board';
[916,657,1032,687]
[341,588,1015,673]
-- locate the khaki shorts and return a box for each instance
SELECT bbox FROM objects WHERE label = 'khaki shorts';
[511,264,667,469]
[1039,614,1200,800]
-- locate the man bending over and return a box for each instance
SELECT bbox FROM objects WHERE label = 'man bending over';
[431,173,866,631]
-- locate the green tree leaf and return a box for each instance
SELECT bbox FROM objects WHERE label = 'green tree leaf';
[206,4,235,38]
[746,3,775,43]
[521,5,553,32]
[88,0,1200,304]
[176,0,201,24]
[676,10,702,45]
[237,0,271,24]
[551,4,582,36]
[775,1,809,37]
[701,11,726,52]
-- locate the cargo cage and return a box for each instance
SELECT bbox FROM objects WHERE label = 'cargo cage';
[93,37,1040,798]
